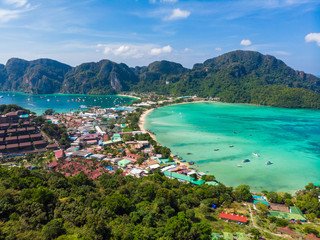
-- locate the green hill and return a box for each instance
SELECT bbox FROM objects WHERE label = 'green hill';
[0,50,319,108]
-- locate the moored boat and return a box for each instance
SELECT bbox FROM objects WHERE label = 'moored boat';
[252,153,259,157]
[237,165,242,167]
[214,148,219,151]
[265,161,273,165]
[243,159,250,163]
[229,145,234,147]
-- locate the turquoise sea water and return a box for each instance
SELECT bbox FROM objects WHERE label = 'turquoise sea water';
[0,91,135,114]
[145,102,320,193]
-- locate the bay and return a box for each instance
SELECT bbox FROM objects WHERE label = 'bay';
[145,102,320,193]
[0,91,135,115]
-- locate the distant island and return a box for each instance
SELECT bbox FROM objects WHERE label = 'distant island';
[1,50,320,109]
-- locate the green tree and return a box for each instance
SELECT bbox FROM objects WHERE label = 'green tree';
[42,218,66,240]
[234,185,252,202]
[44,109,55,115]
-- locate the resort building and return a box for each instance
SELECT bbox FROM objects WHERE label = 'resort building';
[219,212,248,224]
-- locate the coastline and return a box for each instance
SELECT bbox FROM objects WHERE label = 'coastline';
[116,94,140,100]
[138,108,157,141]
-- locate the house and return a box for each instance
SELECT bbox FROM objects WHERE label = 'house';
[126,153,140,160]
[6,143,19,152]
[46,144,59,150]
[6,136,18,144]
[33,140,47,148]
[110,157,122,164]
[118,159,132,168]
[30,133,42,141]
[122,156,137,163]
[129,168,143,177]
[219,212,247,224]
[26,127,36,134]
[48,161,58,170]
[19,142,32,150]
[54,149,65,160]
[18,135,31,143]
[7,129,17,136]
[0,145,6,152]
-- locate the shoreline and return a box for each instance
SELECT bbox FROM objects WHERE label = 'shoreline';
[138,108,157,141]
[116,94,140,100]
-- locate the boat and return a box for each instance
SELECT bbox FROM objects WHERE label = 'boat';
[252,153,259,157]
[233,131,238,134]
[214,148,219,151]
[187,152,192,155]
[237,165,242,167]
[229,145,234,147]
[0,96,3,98]
[265,161,273,165]
[40,96,44,99]
[47,99,50,102]
[80,105,87,109]
[243,159,250,163]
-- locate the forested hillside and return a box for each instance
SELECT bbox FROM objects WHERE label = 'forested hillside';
[0,167,234,239]
[0,50,320,108]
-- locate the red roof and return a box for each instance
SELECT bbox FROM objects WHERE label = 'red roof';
[219,212,247,223]
[48,161,58,168]
[54,149,65,159]
[103,135,109,141]
[127,153,140,159]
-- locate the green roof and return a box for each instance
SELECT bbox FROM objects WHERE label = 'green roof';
[157,158,170,164]
[164,171,194,181]
[223,232,233,240]
[118,159,132,168]
[290,206,304,216]
[236,232,248,240]
[211,233,221,240]
[254,200,269,207]
[269,210,306,221]
[191,179,205,185]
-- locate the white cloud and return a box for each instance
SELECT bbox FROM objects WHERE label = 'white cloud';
[150,45,172,55]
[164,8,190,21]
[0,0,34,23]
[215,47,222,51]
[240,39,252,46]
[3,0,28,8]
[305,33,320,46]
[96,43,173,59]
[0,7,30,22]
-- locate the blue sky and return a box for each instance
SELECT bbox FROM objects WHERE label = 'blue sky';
[0,0,319,75]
